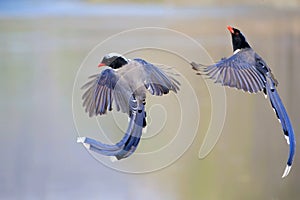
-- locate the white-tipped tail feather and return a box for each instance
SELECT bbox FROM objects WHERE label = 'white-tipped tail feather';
[284,135,290,145]
[77,137,87,143]
[142,126,147,134]
[282,165,291,178]
[77,137,91,149]
[110,156,118,162]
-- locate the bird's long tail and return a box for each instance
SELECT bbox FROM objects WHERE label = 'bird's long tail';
[77,95,146,160]
[266,81,295,178]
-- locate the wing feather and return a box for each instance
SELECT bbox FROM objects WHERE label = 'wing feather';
[192,49,266,93]
[133,59,180,96]
[81,68,130,117]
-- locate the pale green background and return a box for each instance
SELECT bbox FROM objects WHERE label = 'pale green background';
[1,0,300,199]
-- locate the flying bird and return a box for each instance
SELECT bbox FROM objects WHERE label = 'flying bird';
[77,53,180,160]
[191,26,295,178]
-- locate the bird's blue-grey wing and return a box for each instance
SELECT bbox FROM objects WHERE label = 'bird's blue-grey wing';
[134,58,180,96]
[192,50,266,93]
[81,68,130,117]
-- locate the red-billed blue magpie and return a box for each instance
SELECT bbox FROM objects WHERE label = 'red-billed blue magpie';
[191,26,295,178]
[77,53,180,160]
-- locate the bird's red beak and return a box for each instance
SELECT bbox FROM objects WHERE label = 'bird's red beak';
[227,25,234,34]
[98,63,106,68]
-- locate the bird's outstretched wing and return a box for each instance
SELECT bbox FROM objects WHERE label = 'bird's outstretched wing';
[192,49,266,93]
[134,58,180,96]
[81,68,131,117]
[77,95,146,160]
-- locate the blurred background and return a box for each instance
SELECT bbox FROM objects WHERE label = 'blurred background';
[1,0,300,199]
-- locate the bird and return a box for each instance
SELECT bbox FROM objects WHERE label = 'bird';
[77,53,180,160]
[191,26,295,178]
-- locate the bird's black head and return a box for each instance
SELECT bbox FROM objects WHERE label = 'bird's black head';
[227,26,251,52]
[98,53,128,69]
